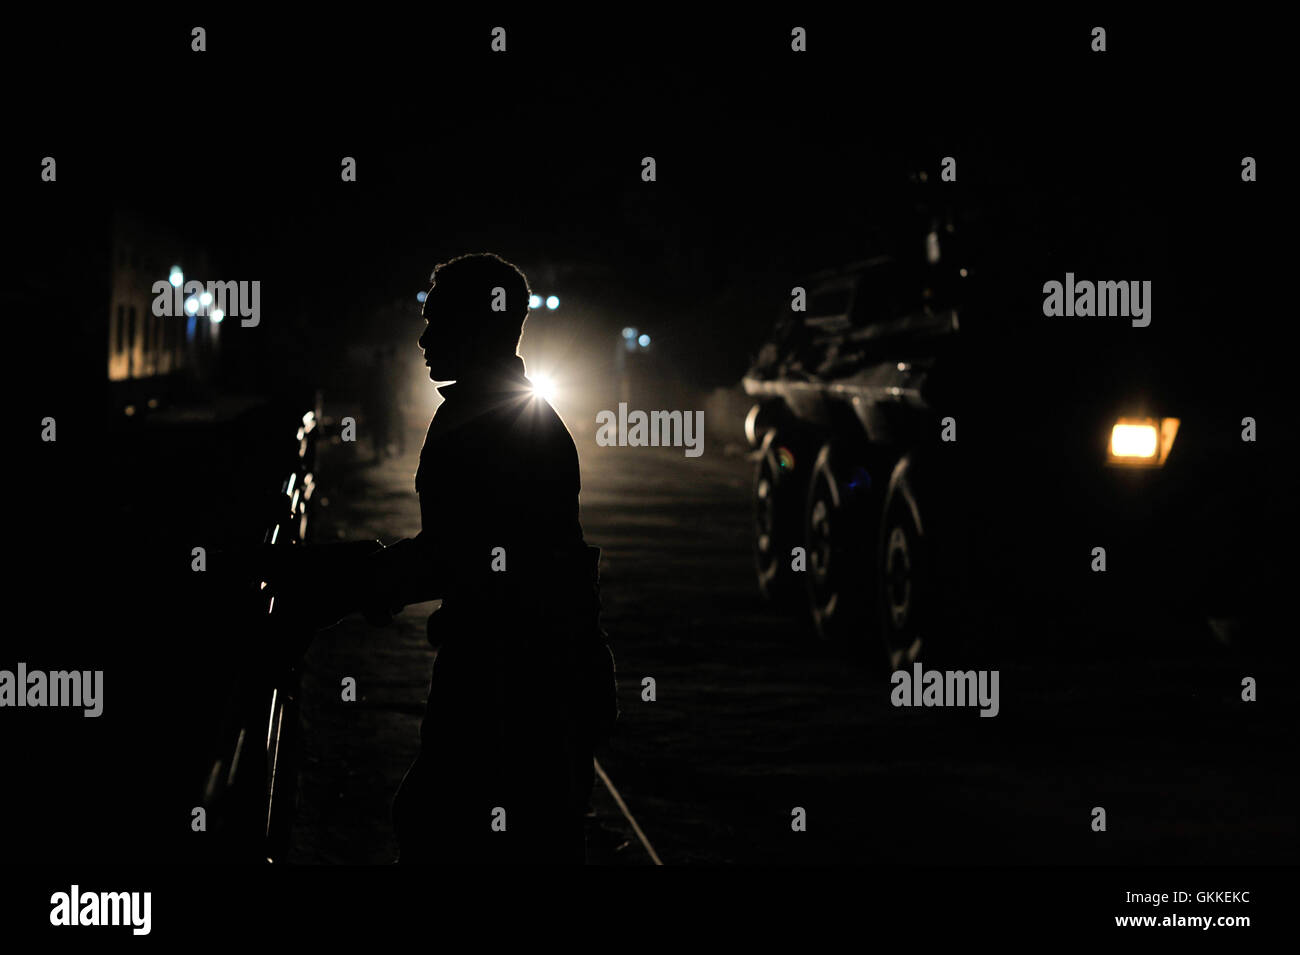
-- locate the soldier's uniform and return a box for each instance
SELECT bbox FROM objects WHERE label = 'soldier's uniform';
[383,356,616,864]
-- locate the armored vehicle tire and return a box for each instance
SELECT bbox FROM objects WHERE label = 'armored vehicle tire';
[753,429,808,607]
[878,484,929,671]
[803,442,876,642]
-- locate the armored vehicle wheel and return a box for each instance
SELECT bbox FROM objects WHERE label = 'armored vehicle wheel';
[753,429,807,607]
[878,485,929,670]
[803,443,875,641]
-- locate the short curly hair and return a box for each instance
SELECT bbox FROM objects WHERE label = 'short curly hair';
[425,253,531,355]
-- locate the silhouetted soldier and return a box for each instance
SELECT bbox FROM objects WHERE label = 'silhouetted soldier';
[356,253,616,864]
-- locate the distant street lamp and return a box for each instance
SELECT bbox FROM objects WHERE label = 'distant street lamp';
[615,327,653,403]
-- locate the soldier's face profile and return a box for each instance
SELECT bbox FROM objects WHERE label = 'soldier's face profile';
[418,288,469,381]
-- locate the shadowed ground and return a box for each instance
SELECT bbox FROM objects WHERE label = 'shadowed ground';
[288,402,1297,865]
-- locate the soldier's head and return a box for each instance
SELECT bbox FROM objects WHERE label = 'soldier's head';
[419,253,530,381]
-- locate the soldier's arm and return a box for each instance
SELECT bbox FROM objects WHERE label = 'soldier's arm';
[359,534,446,613]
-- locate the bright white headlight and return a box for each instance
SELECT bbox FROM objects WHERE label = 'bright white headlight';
[530,373,558,402]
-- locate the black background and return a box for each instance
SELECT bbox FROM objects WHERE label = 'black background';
[1,7,1292,938]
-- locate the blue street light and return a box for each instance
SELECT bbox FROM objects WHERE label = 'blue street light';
[638,333,651,348]
[169,266,184,288]
[529,294,542,309]
[545,295,559,310]
[416,290,427,303]
[622,327,637,339]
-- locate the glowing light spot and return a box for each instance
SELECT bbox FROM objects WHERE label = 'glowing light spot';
[530,373,558,402]
[169,266,184,288]
[529,294,542,309]
[185,297,199,315]
[638,333,651,347]
[545,295,559,310]
[1110,423,1158,458]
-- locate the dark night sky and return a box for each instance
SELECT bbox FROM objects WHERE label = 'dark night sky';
[5,11,1282,394]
